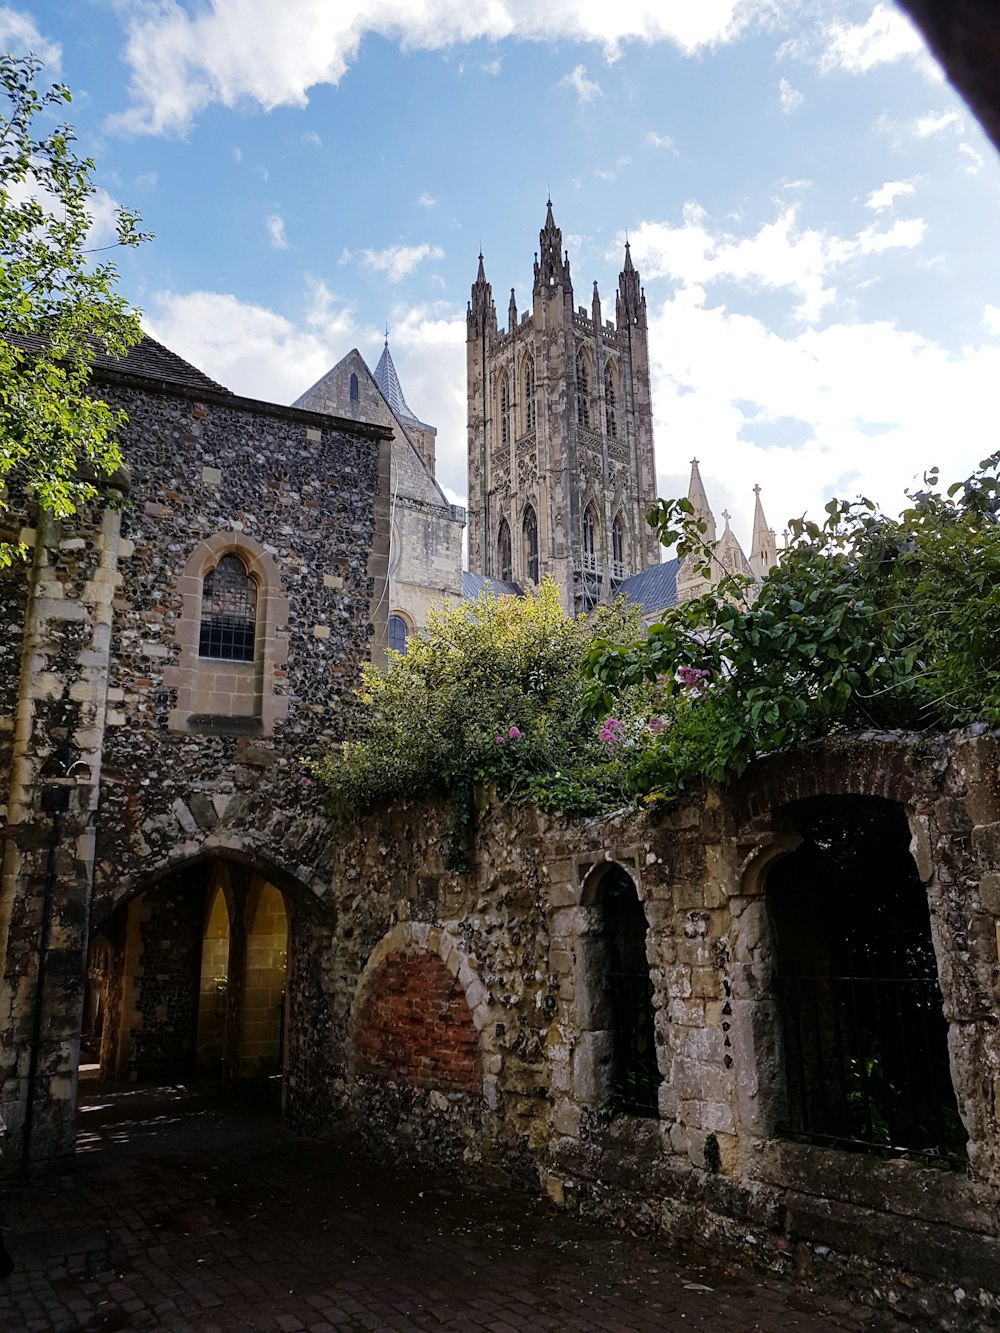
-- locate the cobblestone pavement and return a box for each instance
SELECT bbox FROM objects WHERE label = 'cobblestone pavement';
[0,1081,895,1332]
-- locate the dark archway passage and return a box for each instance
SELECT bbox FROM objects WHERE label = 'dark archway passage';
[767,796,966,1165]
[84,857,294,1099]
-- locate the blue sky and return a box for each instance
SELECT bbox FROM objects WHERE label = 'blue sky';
[8,1,1000,552]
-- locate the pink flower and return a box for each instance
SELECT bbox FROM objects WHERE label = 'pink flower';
[648,715,665,734]
[677,666,710,692]
[508,725,522,740]
[494,735,506,745]
[599,717,625,750]
[298,776,312,787]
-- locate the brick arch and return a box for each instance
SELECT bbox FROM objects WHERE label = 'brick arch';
[348,923,497,1098]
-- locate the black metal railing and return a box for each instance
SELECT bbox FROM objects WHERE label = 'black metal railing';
[608,963,660,1116]
[775,965,967,1167]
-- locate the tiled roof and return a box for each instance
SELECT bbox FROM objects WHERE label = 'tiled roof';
[6,331,232,395]
[462,571,523,598]
[617,559,680,615]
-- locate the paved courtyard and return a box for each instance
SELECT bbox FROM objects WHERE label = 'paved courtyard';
[0,1080,897,1332]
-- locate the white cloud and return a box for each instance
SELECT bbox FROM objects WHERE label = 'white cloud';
[778,77,802,114]
[301,129,322,146]
[645,131,677,152]
[984,305,1000,335]
[628,202,925,324]
[865,179,915,211]
[912,109,961,138]
[417,191,437,208]
[561,63,602,103]
[481,57,503,76]
[233,146,242,162]
[647,291,1000,554]
[821,3,925,75]
[265,213,289,249]
[0,8,61,69]
[959,142,986,175]
[358,242,445,282]
[145,280,359,404]
[108,0,783,135]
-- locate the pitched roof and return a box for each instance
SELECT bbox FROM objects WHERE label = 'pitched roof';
[7,331,232,395]
[617,559,680,616]
[372,340,434,433]
[462,571,523,598]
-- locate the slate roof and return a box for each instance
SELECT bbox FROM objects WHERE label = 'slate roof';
[373,341,435,433]
[6,331,232,395]
[617,559,680,616]
[462,571,523,598]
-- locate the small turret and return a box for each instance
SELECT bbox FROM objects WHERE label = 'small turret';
[533,198,573,296]
[508,287,518,333]
[468,252,497,338]
[591,280,602,326]
[749,484,779,580]
[616,240,646,329]
[686,457,717,546]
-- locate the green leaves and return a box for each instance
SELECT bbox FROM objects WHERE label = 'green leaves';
[0,55,149,565]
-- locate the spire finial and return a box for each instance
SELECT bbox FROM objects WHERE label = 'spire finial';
[384,322,389,347]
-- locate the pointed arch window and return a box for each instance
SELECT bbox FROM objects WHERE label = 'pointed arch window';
[576,350,590,428]
[523,505,539,584]
[582,504,598,573]
[199,554,257,661]
[497,518,513,583]
[388,614,408,655]
[349,372,359,402]
[499,372,510,447]
[612,513,625,577]
[605,364,617,438]
[524,359,536,433]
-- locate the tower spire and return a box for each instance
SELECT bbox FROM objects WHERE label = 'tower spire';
[534,197,572,296]
[687,458,717,546]
[468,250,496,338]
[616,236,645,328]
[749,483,778,580]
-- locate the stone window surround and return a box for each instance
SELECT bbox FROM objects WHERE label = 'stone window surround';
[730,798,990,1206]
[166,531,289,738]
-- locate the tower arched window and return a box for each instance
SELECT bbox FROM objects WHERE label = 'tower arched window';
[576,350,590,427]
[524,359,536,432]
[349,372,359,402]
[199,554,257,661]
[523,505,539,584]
[499,372,510,447]
[605,364,617,438]
[388,614,408,655]
[582,504,598,572]
[612,513,625,577]
[497,518,512,583]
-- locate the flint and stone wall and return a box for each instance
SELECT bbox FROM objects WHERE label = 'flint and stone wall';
[315,733,1000,1330]
[0,367,392,1167]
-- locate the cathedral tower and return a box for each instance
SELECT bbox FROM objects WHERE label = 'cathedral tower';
[467,202,659,614]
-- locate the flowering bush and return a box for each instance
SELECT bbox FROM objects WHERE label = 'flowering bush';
[311,580,650,851]
[586,454,1000,806]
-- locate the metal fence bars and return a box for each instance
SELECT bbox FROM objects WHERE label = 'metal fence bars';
[775,954,967,1165]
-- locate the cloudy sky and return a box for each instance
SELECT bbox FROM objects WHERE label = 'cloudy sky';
[8,1,1000,552]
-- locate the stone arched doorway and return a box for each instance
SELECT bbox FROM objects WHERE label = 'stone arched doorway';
[85,853,316,1105]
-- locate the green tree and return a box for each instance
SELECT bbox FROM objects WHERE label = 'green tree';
[0,54,148,566]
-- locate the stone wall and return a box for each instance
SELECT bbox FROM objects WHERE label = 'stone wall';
[0,363,392,1168]
[309,732,1000,1330]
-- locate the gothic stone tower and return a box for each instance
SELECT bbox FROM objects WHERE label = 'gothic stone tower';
[467,202,659,614]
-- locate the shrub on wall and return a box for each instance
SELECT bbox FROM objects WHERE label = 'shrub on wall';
[311,578,651,832]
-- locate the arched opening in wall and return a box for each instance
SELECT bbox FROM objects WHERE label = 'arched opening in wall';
[388,612,409,655]
[523,357,536,432]
[196,884,231,1078]
[498,370,510,447]
[80,854,319,1130]
[576,865,661,1117]
[576,349,590,427]
[240,883,289,1083]
[200,552,257,662]
[523,505,539,584]
[582,503,598,573]
[496,518,512,583]
[766,796,967,1166]
[604,363,617,438]
[611,513,625,579]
